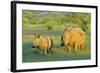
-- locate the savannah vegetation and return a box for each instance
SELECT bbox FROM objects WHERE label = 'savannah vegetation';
[22,10,91,63]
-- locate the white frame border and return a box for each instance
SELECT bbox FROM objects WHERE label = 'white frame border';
[16,3,97,70]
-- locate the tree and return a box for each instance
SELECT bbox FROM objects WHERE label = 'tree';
[22,10,36,27]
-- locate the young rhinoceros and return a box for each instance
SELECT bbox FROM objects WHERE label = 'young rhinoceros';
[32,34,53,55]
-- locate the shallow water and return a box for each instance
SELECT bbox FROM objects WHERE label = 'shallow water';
[22,43,91,63]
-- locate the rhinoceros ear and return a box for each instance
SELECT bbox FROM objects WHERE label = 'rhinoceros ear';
[33,32,40,38]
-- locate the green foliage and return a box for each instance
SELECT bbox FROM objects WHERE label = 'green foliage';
[67,13,91,32]
[22,10,91,32]
[22,10,37,27]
